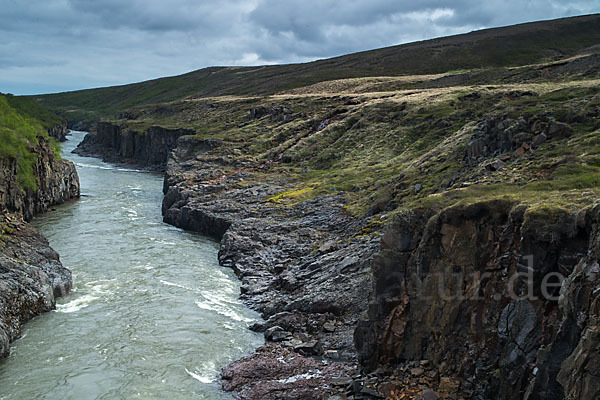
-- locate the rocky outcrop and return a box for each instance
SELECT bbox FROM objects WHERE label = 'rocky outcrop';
[464,114,573,167]
[0,212,72,358]
[47,123,68,142]
[74,121,194,170]
[355,201,600,399]
[0,135,80,221]
[67,120,93,132]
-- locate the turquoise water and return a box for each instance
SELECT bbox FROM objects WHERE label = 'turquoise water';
[0,131,262,399]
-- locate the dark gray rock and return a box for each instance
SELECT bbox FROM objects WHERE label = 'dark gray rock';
[360,386,384,398]
[419,389,440,400]
[357,201,600,399]
[547,121,573,139]
[47,123,68,142]
[264,326,290,342]
[73,122,195,170]
[0,212,72,358]
[160,142,379,399]
[294,340,323,356]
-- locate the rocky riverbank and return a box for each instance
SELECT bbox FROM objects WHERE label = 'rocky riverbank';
[164,144,600,399]
[75,127,379,397]
[0,134,80,358]
[162,136,379,398]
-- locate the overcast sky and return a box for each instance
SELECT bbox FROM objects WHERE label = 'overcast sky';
[1,1,598,95]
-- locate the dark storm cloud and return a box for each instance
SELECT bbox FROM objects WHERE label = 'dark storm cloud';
[0,0,598,94]
[247,0,599,60]
[68,0,247,33]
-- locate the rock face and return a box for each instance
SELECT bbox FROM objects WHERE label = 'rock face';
[0,134,79,358]
[67,120,93,132]
[0,135,80,221]
[0,212,72,358]
[464,115,573,167]
[73,121,194,170]
[356,201,600,399]
[47,123,69,142]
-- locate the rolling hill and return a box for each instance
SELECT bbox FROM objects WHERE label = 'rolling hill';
[33,13,600,124]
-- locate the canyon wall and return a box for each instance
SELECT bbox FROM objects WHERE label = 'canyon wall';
[73,121,194,170]
[47,122,68,142]
[79,125,600,399]
[355,201,600,399]
[0,135,79,358]
[0,135,80,221]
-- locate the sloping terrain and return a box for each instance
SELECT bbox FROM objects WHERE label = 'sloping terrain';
[33,14,600,124]
[79,55,600,217]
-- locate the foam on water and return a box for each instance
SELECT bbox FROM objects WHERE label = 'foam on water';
[56,294,98,313]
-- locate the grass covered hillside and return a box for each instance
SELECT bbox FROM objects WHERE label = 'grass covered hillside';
[0,94,61,190]
[35,14,600,124]
[101,64,600,222]
[4,94,64,131]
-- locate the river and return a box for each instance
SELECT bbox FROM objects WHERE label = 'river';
[0,131,262,399]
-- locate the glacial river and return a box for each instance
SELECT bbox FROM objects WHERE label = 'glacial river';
[0,131,262,399]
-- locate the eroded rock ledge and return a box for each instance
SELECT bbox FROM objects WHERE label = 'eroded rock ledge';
[162,137,379,399]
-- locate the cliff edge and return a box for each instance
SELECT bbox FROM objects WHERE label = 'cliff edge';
[0,94,80,358]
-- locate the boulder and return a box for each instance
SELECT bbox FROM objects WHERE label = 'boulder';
[294,340,324,356]
[547,122,573,139]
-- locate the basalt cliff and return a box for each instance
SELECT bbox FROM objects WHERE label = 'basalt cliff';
[0,95,80,358]
[40,14,600,400]
[74,121,194,170]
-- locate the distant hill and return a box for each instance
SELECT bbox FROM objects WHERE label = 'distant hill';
[33,13,600,123]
